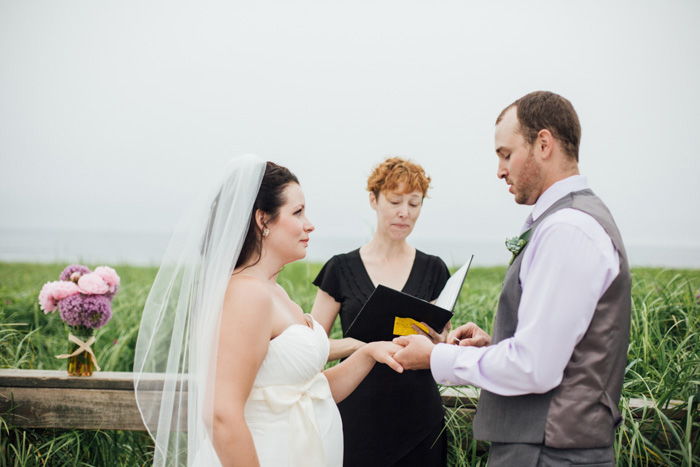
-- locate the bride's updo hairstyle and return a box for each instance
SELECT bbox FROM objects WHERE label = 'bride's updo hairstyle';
[235,161,299,269]
[366,157,431,199]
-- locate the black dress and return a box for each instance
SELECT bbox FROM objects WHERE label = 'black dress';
[313,249,450,467]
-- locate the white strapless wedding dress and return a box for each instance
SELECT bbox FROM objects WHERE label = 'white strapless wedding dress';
[244,316,343,467]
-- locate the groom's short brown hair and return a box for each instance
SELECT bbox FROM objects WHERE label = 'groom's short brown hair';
[497,91,581,162]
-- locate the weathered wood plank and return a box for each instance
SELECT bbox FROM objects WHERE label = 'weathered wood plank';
[439,387,687,419]
[0,369,184,391]
[1,387,149,430]
[0,369,689,432]
[0,369,186,431]
[441,387,478,408]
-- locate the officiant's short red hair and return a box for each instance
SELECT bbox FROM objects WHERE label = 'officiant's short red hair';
[366,157,431,198]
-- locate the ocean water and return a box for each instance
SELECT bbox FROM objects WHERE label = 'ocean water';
[1,229,698,269]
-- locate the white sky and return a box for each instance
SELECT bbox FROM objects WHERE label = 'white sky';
[1,1,699,261]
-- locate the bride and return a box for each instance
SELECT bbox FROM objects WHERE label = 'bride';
[134,154,403,467]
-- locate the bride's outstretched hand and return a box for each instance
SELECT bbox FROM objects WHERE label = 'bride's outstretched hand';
[446,322,491,347]
[365,341,404,373]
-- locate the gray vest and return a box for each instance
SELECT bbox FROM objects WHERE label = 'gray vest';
[472,189,631,449]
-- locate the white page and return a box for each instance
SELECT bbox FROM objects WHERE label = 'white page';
[434,255,473,310]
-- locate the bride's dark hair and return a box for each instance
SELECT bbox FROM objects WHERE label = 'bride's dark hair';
[235,162,299,269]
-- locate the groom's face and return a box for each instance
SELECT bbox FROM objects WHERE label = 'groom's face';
[494,107,543,205]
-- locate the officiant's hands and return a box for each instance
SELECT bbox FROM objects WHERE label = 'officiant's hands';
[411,321,452,344]
[447,322,491,347]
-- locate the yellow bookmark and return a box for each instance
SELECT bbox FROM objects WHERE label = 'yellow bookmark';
[393,317,429,336]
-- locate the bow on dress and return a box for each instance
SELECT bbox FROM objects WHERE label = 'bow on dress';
[248,371,332,467]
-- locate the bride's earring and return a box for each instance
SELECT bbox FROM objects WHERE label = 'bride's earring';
[263,228,270,237]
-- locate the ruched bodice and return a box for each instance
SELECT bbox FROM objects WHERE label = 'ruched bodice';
[244,316,343,467]
[253,320,330,387]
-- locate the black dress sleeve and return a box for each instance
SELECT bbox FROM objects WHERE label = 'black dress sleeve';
[312,256,343,303]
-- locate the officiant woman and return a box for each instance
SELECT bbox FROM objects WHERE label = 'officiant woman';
[311,157,450,467]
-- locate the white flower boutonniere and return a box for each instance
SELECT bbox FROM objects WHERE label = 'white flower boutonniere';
[505,229,532,265]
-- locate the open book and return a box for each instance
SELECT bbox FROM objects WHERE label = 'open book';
[345,255,473,343]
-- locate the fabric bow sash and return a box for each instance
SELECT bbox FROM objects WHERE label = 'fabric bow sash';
[55,333,101,371]
[248,372,331,467]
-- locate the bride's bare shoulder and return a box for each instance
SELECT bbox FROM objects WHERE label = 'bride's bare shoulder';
[223,275,273,318]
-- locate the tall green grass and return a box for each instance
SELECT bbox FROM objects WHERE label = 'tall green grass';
[1,262,698,466]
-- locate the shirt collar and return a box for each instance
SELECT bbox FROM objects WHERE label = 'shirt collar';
[530,175,588,223]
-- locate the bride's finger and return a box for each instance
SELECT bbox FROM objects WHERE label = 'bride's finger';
[383,355,404,373]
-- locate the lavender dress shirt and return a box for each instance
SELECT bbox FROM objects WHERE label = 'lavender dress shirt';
[431,175,620,395]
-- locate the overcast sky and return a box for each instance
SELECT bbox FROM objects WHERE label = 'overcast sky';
[1,1,699,265]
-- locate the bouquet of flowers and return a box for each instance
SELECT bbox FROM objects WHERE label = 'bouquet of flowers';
[38,264,120,376]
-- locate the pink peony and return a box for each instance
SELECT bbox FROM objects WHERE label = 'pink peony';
[77,273,109,295]
[39,281,59,313]
[94,266,120,293]
[38,281,80,314]
[53,281,80,300]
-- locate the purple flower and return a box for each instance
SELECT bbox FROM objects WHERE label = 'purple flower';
[81,295,112,329]
[59,294,85,326]
[104,284,119,300]
[58,294,112,329]
[60,264,91,283]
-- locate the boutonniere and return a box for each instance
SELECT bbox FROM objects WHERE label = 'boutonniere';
[505,229,532,265]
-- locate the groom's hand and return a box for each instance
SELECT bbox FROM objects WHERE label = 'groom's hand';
[447,322,491,347]
[392,335,434,370]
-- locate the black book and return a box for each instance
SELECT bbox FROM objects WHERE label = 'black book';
[345,255,473,343]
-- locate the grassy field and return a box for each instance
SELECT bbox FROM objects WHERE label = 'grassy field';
[0,262,698,466]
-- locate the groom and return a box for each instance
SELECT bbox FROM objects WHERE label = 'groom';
[394,91,631,467]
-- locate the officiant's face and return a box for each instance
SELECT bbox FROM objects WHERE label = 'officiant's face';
[371,184,423,239]
[495,107,544,205]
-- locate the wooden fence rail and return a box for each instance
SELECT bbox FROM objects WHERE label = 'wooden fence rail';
[0,369,685,432]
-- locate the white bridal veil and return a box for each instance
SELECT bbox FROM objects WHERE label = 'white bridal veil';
[134,154,266,466]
